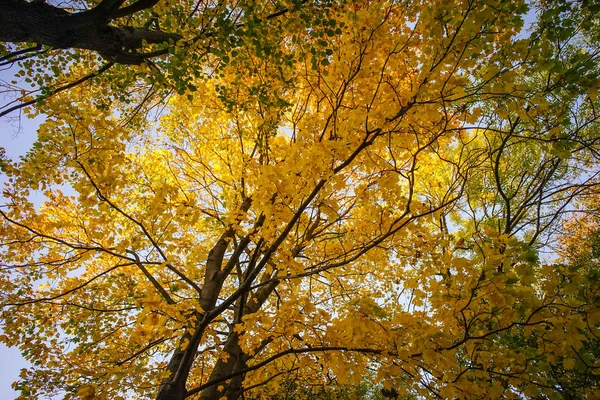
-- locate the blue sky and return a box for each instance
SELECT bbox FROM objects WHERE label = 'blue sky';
[0,118,38,398]
[0,63,44,398]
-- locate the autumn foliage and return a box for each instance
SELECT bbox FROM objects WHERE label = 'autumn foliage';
[1,0,600,399]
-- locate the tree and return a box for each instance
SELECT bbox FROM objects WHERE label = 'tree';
[1,0,600,399]
[502,206,600,399]
[0,0,314,118]
[0,0,180,64]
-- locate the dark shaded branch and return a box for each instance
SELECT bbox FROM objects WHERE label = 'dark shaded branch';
[0,44,42,63]
[185,346,384,397]
[127,250,176,305]
[0,62,114,119]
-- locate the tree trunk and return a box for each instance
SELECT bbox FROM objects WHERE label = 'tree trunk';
[199,279,280,400]
[0,0,177,64]
[199,330,248,400]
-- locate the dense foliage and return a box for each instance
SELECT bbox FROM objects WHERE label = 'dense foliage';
[1,0,600,399]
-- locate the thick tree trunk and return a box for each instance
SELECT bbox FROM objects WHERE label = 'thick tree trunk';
[199,331,248,400]
[156,200,264,400]
[199,279,280,400]
[155,237,237,400]
[155,330,194,400]
[156,383,187,400]
[0,0,177,64]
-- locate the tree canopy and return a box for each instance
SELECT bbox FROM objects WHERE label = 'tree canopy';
[1,0,600,399]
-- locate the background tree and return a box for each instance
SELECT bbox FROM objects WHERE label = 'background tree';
[490,203,600,400]
[1,0,600,400]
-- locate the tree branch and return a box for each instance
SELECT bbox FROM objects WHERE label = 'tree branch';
[0,62,114,119]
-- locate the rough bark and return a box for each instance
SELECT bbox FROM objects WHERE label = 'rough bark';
[199,330,248,400]
[156,199,256,400]
[199,278,280,400]
[155,329,194,400]
[0,0,178,64]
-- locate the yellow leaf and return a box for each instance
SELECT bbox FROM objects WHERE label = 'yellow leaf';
[76,384,96,399]
[563,358,576,370]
